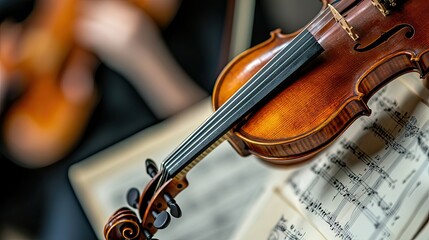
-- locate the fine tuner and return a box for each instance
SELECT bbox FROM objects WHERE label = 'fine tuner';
[371,0,400,16]
[329,0,403,41]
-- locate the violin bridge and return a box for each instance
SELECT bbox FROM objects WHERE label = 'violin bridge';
[371,0,390,16]
[328,4,359,42]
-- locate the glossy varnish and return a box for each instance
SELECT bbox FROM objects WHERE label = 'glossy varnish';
[213,0,429,165]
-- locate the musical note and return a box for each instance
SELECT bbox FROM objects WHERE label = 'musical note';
[278,78,429,240]
[268,216,307,240]
[232,74,429,240]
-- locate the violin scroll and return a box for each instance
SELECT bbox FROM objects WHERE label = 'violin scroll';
[105,159,188,240]
[104,207,144,240]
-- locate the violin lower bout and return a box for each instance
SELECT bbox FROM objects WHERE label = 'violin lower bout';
[224,98,372,166]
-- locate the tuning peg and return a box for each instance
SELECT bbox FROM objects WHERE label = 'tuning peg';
[164,193,182,218]
[143,229,158,240]
[152,210,171,229]
[146,158,158,178]
[126,187,140,209]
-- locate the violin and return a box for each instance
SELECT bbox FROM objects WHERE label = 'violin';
[0,0,180,167]
[105,0,429,239]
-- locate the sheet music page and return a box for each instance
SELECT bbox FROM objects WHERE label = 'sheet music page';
[233,73,429,240]
[69,98,275,240]
[231,177,328,240]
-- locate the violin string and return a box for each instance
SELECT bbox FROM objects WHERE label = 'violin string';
[162,32,313,166]
[161,34,312,174]
[160,3,337,178]
[160,4,339,167]
[159,1,341,182]
[306,2,338,34]
[162,30,317,176]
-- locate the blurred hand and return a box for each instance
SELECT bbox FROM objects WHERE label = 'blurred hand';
[74,0,207,119]
[75,0,161,71]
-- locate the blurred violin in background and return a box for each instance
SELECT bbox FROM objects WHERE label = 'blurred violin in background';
[0,0,181,167]
[104,0,429,239]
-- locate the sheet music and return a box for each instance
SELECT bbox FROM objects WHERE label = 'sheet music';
[279,74,429,240]
[69,98,274,240]
[232,73,429,240]
[231,182,328,240]
[71,73,429,240]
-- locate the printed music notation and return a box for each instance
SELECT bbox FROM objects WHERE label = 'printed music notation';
[268,215,306,240]
[70,73,429,240]
[232,74,429,240]
[276,75,429,240]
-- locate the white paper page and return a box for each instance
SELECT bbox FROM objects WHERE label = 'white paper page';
[279,73,429,240]
[231,73,429,240]
[232,181,328,240]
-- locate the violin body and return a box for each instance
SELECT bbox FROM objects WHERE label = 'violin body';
[213,0,429,165]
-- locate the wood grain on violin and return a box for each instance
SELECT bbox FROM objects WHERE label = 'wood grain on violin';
[103,0,429,239]
[214,0,428,165]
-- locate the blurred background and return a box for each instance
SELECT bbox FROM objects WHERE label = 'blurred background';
[0,0,321,239]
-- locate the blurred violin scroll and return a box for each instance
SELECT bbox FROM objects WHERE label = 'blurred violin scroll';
[0,0,182,168]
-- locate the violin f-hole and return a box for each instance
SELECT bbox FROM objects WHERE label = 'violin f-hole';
[354,24,415,52]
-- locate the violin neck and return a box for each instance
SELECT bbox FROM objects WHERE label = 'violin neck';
[173,136,227,180]
[160,29,324,183]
